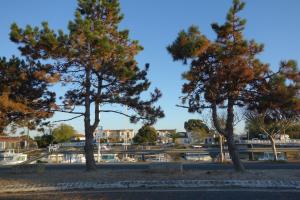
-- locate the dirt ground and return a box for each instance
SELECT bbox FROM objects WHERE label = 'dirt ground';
[0,167,300,185]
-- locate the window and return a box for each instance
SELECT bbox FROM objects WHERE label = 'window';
[0,142,4,150]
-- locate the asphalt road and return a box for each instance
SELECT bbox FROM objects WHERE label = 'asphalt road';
[0,189,299,200]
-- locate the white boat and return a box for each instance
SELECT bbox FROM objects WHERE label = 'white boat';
[185,153,212,162]
[67,154,86,163]
[98,154,120,163]
[145,154,169,162]
[98,145,111,150]
[0,149,27,165]
[48,153,86,164]
[258,152,287,161]
[121,156,136,162]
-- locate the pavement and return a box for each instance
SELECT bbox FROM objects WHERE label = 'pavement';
[0,179,299,194]
[1,188,300,200]
[0,162,299,199]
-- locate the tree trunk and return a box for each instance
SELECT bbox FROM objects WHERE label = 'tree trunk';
[84,125,96,171]
[219,134,224,163]
[84,68,96,171]
[269,136,278,161]
[225,100,245,172]
[226,133,245,171]
[212,102,245,171]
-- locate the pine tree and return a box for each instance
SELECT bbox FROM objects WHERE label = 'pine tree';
[246,60,300,160]
[10,0,164,170]
[167,0,270,171]
[0,57,56,134]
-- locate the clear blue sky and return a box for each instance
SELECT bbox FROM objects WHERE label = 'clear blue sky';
[1,0,300,135]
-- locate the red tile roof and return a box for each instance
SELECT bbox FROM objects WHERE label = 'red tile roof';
[0,137,22,142]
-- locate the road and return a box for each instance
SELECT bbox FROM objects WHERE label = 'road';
[0,189,299,200]
[1,162,299,172]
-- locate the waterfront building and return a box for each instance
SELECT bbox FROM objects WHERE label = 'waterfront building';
[156,129,176,144]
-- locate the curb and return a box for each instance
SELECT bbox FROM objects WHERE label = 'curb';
[1,180,300,193]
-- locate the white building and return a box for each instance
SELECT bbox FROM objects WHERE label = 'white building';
[95,129,135,143]
[174,132,191,145]
[156,129,176,144]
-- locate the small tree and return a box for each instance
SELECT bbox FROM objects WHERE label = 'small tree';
[11,0,164,170]
[35,134,54,148]
[133,125,157,145]
[184,119,209,143]
[52,124,76,143]
[0,57,56,134]
[210,116,227,163]
[167,0,269,171]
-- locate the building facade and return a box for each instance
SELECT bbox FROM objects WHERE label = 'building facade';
[95,129,135,143]
[156,129,176,144]
[0,136,36,150]
[0,137,21,150]
[174,132,191,145]
[71,133,86,141]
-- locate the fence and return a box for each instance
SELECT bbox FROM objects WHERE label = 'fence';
[240,139,300,145]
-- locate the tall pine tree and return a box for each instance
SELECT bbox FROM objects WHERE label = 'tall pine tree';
[10,0,164,170]
[167,0,269,171]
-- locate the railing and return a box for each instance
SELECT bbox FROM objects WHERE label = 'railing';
[58,139,300,148]
[58,142,132,147]
[239,139,300,145]
[59,142,85,147]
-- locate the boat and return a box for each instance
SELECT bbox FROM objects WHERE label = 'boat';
[145,154,169,162]
[48,153,86,164]
[184,152,212,162]
[0,149,28,165]
[258,152,287,161]
[98,154,120,163]
[121,156,136,162]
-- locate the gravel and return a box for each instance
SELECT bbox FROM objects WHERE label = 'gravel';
[0,168,299,185]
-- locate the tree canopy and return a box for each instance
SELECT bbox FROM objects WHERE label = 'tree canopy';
[0,57,56,134]
[246,60,300,137]
[35,134,54,148]
[52,123,77,143]
[133,125,157,145]
[245,60,300,160]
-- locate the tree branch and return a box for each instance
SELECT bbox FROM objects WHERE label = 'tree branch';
[51,109,84,115]
[212,103,226,136]
[100,110,132,118]
[52,114,83,123]
[100,109,148,120]
[176,104,213,109]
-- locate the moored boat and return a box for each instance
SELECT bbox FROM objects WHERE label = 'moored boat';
[0,149,27,165]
